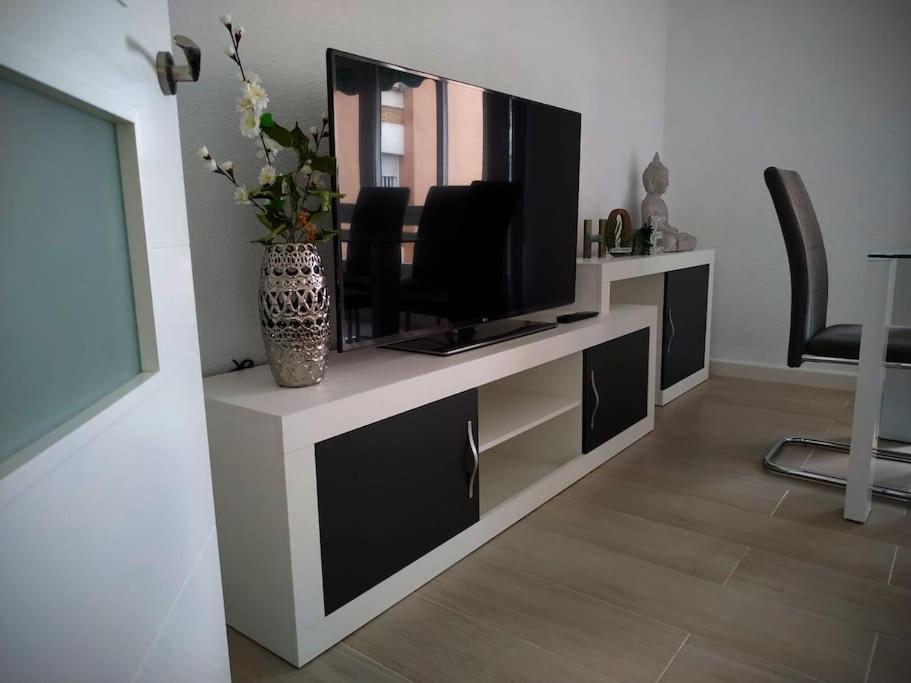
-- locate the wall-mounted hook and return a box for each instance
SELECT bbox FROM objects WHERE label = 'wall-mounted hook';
[156,35,201,95]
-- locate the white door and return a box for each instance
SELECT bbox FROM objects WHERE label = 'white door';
[0,1,229,681]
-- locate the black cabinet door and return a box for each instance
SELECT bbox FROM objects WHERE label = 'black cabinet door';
[583,328,650,454]
[661,265,710,390]
[315,390,479,614]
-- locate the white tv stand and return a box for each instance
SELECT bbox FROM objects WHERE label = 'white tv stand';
[574,249,715,405]
[202,249,714,667]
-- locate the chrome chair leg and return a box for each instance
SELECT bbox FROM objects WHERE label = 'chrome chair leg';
[763,436,911,502]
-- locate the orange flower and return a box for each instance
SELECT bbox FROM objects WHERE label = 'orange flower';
[296,210,317,242]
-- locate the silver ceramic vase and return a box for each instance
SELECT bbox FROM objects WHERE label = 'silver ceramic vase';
[259,243,331,387]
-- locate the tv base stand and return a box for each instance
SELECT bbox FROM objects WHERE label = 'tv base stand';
[379,319,556,356]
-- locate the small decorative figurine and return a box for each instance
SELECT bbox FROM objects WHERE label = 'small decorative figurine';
[648,216,665,255]
[640,153,697,252]
[605,208,633,256]
[582,218,604,258]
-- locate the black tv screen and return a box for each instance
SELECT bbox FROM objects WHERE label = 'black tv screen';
[327,49,581,351]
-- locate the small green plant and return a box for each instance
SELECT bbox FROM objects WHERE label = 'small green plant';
[197,14,343,244]
[632,224,653,255]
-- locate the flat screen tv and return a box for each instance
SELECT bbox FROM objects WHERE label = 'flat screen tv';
[327,49,581,354]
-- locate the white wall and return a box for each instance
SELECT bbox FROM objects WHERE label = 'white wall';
[169,0,669,375]
[664,0,911,367]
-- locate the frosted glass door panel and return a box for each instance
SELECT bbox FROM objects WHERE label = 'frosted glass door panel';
[0,74,142,463]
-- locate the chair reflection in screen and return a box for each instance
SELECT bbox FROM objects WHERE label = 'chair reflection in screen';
[401,181,521,332]
[400,185,470,330]
[342,186,409,342]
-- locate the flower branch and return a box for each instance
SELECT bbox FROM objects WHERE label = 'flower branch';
[198,16,343,245]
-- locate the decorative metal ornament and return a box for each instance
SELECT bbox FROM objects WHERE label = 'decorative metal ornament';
[259,243,331,387]
[582,219,604,258]
[606,208,633,256]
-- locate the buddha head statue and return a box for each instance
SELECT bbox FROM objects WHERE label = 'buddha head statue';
[642,153,669,195]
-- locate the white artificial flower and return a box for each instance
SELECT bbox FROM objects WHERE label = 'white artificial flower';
[237,26,245,36]
[205,159,217,171]
[233,185,250,204]
[309,126,318,135]
[263,136,282,153]
[246,71,261,84]
[219,14,232,26]
[224,46,236,57]
[258,164,277,185]
[313,178,324,188]
[301,164,312,174]
[222,161,234,173]
[236,80,269,113]
[197,145,209,158]
[322,112,328,121]
[239,109,260,138]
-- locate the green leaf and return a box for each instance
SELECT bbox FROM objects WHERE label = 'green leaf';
[316,228,338,243]
[309,155,337,175]
[286,175,300,211]
[263,123,293,147]
[307,189,342,212]
[305,190,330,212]
[253,213,289,245]
[307,209,328,224]
[259,221,287,244]
[289,125,311,171]
[259,112,274,128]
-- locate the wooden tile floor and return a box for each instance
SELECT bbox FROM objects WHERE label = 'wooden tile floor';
[227,377,911,682]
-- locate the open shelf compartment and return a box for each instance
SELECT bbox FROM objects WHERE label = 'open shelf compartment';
[479,407,582,515]
[477,354,583,515]
[478,386,580,452]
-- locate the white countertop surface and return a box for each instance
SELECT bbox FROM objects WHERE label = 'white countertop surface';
[203,304,657,447]
[577,248,714,282]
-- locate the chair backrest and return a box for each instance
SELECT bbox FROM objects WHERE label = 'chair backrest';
[345,186,410,277]
[764,167,829,367]
[411,185,471,285]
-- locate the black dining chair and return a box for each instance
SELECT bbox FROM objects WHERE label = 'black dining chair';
[763,167,911,500]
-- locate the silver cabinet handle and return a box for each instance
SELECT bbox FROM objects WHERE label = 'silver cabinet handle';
[467,420,479,499]
[590,370,600,432]
[666,306,676,355]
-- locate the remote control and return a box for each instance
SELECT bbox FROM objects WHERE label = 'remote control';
[556,311,599,324]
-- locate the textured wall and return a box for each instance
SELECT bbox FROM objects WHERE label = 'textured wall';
[665,0,911,367]
[169,0,669,375]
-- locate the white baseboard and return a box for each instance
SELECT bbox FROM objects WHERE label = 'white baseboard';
[709,359,856,391]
